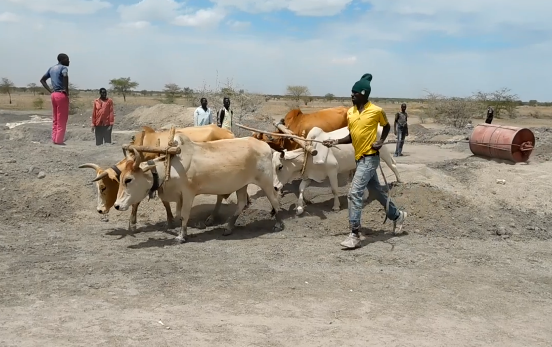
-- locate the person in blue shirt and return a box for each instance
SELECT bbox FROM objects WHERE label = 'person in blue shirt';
[40,53,70,145]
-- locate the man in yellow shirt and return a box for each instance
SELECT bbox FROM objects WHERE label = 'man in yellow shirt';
[323,73,407,249]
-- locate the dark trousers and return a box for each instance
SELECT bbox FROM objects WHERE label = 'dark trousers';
[485,116,493,124]
[395,126,406,156]
[95,125,112,145]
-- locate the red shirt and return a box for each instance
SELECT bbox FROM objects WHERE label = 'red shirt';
[92,98,114,126]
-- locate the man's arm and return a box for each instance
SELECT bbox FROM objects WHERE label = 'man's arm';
[61,67,69,96]
[39,71,52,93]
[394,112,399,133]
[193,109,199,126]
[108,100,115,126]
[336,134,352,144]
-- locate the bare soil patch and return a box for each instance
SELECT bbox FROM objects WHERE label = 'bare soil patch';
[1,107,551,346]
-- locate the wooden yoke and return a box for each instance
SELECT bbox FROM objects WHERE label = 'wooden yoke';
[272,121,317,156]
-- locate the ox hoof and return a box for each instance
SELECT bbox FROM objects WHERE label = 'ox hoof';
[174,236,187,244]
[204,215,215,227]
[296,206,304,215]
[273,222,284,232]
[222,228,233,236]
[332,206,341,212]
[128,224,137,232]
[195,221,207,230]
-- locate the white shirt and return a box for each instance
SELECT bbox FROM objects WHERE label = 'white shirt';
[194,106,213,126]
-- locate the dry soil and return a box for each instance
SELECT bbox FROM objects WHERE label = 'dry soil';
[0,107,551,347]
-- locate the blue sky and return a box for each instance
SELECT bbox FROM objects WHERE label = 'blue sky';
[0,0,550,100]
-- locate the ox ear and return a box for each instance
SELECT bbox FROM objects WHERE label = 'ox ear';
[91,171,109,182]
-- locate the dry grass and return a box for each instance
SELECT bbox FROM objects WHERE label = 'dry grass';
[2,92,551,124]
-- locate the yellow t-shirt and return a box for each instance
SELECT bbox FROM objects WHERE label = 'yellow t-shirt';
[347,102,389,160]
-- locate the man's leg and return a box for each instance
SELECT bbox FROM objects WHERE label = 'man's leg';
[95,126,105,146]
[365,157,408,234]
[398,128,405,156]
[54,94,69,144]
[51,93,58,143]
[105,125,112,144]
[341,157,377,249]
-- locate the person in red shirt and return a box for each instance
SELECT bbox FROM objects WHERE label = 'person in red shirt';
[91,88,115,145]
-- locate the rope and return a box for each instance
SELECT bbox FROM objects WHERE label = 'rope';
[161,127,177,189]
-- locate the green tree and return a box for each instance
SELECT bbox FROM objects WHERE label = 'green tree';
[286,85,310,101]
[109,77,139,102]
[324,93,335,102]
[27,82,39,96]
[163,83,181,103]
[0,77,15,104]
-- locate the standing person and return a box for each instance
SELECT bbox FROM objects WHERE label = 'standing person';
[217,97,234,131]
[485,106,494,124]
[91,88,115,145]
[394,103,409,157]
[322,73,407,249]
[40,53,70,145]
[194,97,213,126]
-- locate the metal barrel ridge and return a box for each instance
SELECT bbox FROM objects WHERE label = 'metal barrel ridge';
[468,124,536,163]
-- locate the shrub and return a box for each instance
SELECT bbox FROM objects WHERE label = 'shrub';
[33,97,44,109]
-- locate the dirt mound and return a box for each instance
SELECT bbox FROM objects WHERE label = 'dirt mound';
[117,104,196,130]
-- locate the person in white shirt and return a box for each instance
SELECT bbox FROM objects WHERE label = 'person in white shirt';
[194,97,213,126]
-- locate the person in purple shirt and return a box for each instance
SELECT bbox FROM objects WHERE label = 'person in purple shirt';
[40,53,70,145]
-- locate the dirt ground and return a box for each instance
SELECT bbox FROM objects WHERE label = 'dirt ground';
[0,105,551,347]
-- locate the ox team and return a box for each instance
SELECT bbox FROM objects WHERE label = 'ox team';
[68,64,407,249]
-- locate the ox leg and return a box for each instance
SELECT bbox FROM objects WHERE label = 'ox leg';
[128,202,140,232]
[263,184,284,232]
[175,196,194,244]
[223,186,249,236]
[296,179,311,215]
[162,200,177,229]
[327,170,341,211]
[205,194,224,226]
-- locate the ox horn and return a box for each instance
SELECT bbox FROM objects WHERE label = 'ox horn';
[78,163,101,170]
[132,147,143,170]
[91,171,109,182]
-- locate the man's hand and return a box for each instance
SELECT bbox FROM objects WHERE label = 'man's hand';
[322,139,338,148]
[371,140,383,150]
[91,126,95,133]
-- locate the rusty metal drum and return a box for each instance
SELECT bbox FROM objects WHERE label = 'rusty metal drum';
[469,124,535,163]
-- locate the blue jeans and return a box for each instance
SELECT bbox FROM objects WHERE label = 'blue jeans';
[395,126,406,156]
[348,155,400,231]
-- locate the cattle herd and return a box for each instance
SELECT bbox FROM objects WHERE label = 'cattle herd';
[79,107,401,243]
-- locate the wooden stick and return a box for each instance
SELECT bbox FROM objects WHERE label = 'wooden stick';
[122,144,181,155]
[235,123,326,145]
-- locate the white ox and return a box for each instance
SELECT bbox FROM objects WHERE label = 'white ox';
[114,134,284,243]
[272,126,401,215]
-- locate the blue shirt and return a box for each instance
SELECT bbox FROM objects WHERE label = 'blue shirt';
[43,64,68,92]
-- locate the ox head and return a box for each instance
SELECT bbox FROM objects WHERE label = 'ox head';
[113,148,161,211]
[78,161,125,214]
[251,132,287,152]
[307,127,330,165]
[271,150,304,194]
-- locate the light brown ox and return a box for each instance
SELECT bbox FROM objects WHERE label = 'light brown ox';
[79,124,246,232]
[251,106,349,153]
[113,134,284,243]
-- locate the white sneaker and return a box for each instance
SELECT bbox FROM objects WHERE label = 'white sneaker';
[340,233,361,249]
[393,211,407,235]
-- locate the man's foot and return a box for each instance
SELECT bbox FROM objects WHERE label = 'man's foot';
[393,153,398,157]
[53,142,66,146]
[393,211,407,235]
[340,232,361,249]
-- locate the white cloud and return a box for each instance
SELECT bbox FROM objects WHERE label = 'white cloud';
[0,12,19,22]
[119,21,150,29]
[173,8,225,27]
[211,0,352,16]
[227,20,250,29]
[117,0,182,22]
[2,0,111,14]
[331,56,357,65]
